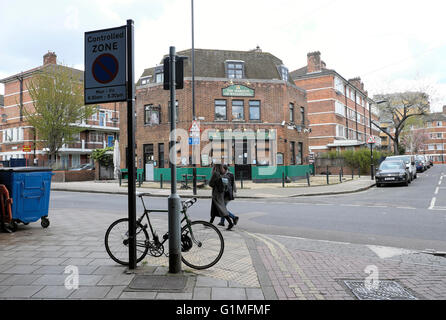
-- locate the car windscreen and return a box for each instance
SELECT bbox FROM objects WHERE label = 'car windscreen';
[387,156,409,163]
[380,162,404,170]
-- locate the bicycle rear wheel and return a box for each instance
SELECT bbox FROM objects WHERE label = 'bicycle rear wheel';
[104,218,149,266]
[181,220,224,270]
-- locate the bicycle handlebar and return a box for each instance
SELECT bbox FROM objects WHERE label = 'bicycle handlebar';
[182,197,197,209]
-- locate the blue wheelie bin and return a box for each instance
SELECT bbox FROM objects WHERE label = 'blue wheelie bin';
[0,167,53,230]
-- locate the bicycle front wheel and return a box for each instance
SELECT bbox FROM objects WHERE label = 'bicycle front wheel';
[181,220,224,270]
[104,218,149,266]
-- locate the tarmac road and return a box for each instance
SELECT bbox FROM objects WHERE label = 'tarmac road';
[50,164,446,252]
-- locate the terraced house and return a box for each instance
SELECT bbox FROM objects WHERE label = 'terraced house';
[0,52,119,168]
[291,51,381,155]
[120,48,312,182]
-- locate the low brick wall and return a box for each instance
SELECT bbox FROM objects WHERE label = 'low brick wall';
[51,170,95,182]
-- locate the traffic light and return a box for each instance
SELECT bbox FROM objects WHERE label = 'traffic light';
[163,55,188,90]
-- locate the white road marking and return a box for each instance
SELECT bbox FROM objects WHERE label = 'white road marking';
[429,197,436,210]
[435,187,439,195]
[367,245,416,259]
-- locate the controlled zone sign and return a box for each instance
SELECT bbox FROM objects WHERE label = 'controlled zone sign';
[85,26,127,104]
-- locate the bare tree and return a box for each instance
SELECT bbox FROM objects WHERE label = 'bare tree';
[372,92,430,155]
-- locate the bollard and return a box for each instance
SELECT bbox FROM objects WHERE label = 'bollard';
[326,166,329,185]
[339,170,342,183]
[282,172,285,188]
[119,173,122,186]
[358,167,361,178]
[138,172,142,187]
[160,174,163,189]
[351,168,354,180]
[306,172,310,186]
[240,171,244,189]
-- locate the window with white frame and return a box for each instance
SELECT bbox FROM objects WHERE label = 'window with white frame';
[279,65,288,81]
[428,144,435,151]
[336,124,345,138]
[334,77,344,93]
[3,127,23,142]
[438,121,443,127]
[335,101,345,116]
[89,131,104,143]
[140,76,150,85]
[226,61,244,79]
[437,144,444,150]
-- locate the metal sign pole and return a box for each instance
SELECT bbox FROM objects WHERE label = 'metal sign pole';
[168,46,182,273]
[191,0,197,196]
[126,19,137,270]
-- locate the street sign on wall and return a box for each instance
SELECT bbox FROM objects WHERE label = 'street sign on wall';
[84,26,127,104]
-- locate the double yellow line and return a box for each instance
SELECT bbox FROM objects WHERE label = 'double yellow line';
[246,232,324,300]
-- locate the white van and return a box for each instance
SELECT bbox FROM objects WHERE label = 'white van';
[385,155,417,181]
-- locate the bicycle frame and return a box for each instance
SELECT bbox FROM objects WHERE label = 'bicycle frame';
[136,195,199,250]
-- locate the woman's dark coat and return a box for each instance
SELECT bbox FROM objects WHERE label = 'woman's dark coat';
[209,171,229,218]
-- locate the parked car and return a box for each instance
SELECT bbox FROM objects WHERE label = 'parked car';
[384,155,417,181]
[415,155,428,171]
[428,157,434,167]
[69,163,95,171]
[376,160,411,187]
[415,160,424,172]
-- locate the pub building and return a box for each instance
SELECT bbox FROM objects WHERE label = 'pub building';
[119,48,312,182]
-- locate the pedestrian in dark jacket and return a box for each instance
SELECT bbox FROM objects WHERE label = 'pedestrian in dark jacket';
[209,164,234,230]
[219,165,239,227]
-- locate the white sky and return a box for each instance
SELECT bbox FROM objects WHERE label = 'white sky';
[1,0,446,111]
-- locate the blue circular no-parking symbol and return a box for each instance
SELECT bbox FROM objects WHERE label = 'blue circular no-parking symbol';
[92,53,119,84]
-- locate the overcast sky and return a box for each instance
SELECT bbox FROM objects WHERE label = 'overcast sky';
[1,0,445,111]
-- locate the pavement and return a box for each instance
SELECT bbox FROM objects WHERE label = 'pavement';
[0,172,444,301]
[51,175,376,198]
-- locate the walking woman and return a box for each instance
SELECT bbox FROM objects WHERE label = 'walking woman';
[209,163,234,230]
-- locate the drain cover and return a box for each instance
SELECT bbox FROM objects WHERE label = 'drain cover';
[343,280,418,300]
[128,275,188,292]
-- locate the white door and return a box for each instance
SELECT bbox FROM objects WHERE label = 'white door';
[145,163,154,181]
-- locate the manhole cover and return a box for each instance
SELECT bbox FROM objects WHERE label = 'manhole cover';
[128,275,188,292]
[343,280,418,300]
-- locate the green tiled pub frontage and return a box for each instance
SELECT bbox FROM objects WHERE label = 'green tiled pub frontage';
[120,164,314,184]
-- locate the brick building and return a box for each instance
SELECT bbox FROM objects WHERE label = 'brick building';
[410,106,446,164]
[0,52,119,168]
[120,48,311,181]
[291,51,381,155]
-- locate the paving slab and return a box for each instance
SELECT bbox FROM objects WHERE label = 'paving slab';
[32,286,74,299]
[211,287,247,300]
[0,286,44,298]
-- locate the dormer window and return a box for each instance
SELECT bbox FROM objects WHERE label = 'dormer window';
[155,65,164,83]
[140,76,151,85]
[279,65,288,81]
[225,60,244,79]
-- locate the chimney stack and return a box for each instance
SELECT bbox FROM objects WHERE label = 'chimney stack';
[307,51,322,73]
[43,51,57,65]
[443,105,446,114]
[348,77,362,91]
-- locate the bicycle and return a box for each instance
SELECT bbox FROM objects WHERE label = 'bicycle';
[104,193,224,270]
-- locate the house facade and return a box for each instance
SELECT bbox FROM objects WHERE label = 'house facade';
[291,51,381,156]
[0,52,119,168]
[412,106,446,163]
[120,48,311,181]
